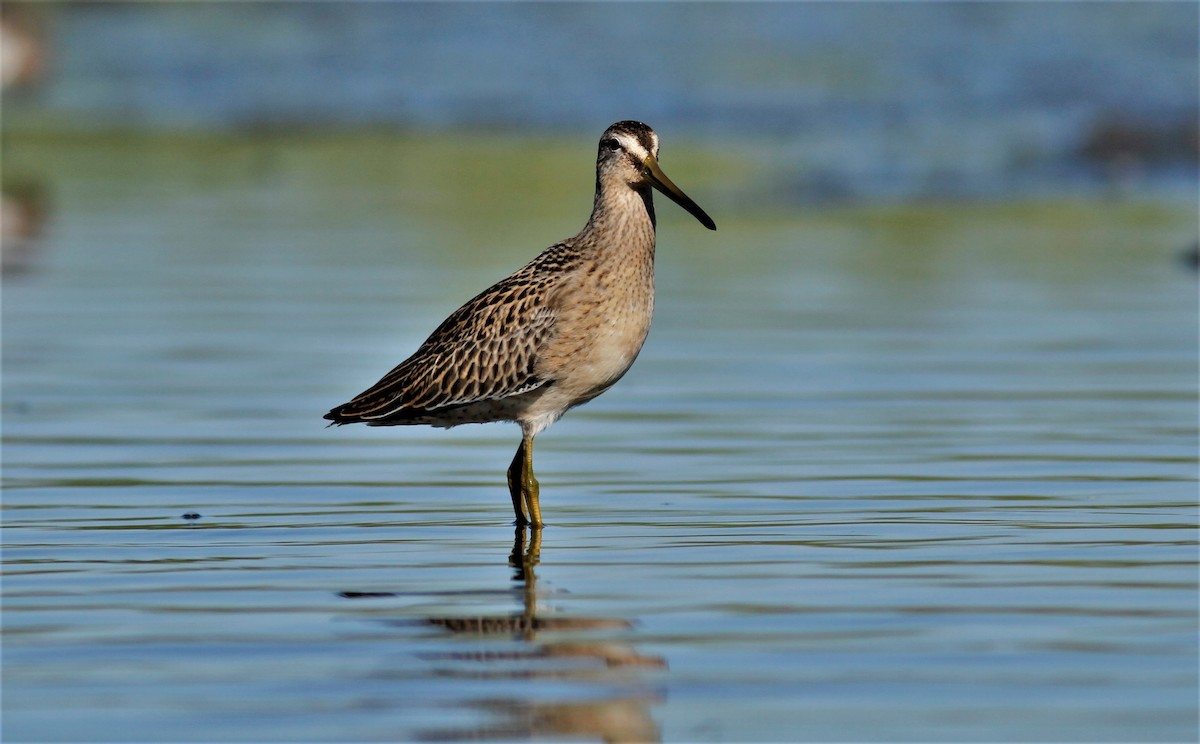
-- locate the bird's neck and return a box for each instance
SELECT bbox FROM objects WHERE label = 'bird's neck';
[578,177,657,261]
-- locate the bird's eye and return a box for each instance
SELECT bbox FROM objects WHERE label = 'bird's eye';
[601,138,621,152]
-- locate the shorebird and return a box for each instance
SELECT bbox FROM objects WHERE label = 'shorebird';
[325,121,716,527]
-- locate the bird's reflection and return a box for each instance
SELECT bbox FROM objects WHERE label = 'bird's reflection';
[342,528,665,742]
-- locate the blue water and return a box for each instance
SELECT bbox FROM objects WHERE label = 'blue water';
[2,4,1198,742]
[3,131,1197,740]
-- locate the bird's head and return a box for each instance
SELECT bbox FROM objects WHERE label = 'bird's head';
[596,121,716,231]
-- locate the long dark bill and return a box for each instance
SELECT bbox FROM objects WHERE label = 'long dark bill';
[644,154,717,231]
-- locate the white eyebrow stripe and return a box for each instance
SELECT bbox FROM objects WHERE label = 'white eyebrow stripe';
[615,133,651,160]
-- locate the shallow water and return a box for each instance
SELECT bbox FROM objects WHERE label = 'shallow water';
[3,134,1198,742]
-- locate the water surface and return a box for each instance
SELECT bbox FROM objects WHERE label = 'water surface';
[3,134,1198,742]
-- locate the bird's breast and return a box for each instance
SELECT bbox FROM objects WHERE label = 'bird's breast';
[539,260,655,402]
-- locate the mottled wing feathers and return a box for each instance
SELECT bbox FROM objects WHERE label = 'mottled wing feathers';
[324,247,576,425]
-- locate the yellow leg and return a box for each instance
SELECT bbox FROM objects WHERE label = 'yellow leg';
[522,435,542,528]
[505,434,542,528]
[506,441,530,526]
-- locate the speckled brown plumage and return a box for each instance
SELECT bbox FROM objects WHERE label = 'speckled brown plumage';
[325,121,716,527]
[325,241,579,427]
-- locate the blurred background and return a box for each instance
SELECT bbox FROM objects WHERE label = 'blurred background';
[3,4,1198,743]
[3,2,1196,276]
[3,2,1197,200]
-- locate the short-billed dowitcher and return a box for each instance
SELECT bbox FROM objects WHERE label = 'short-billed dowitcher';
[325,121,716,527]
